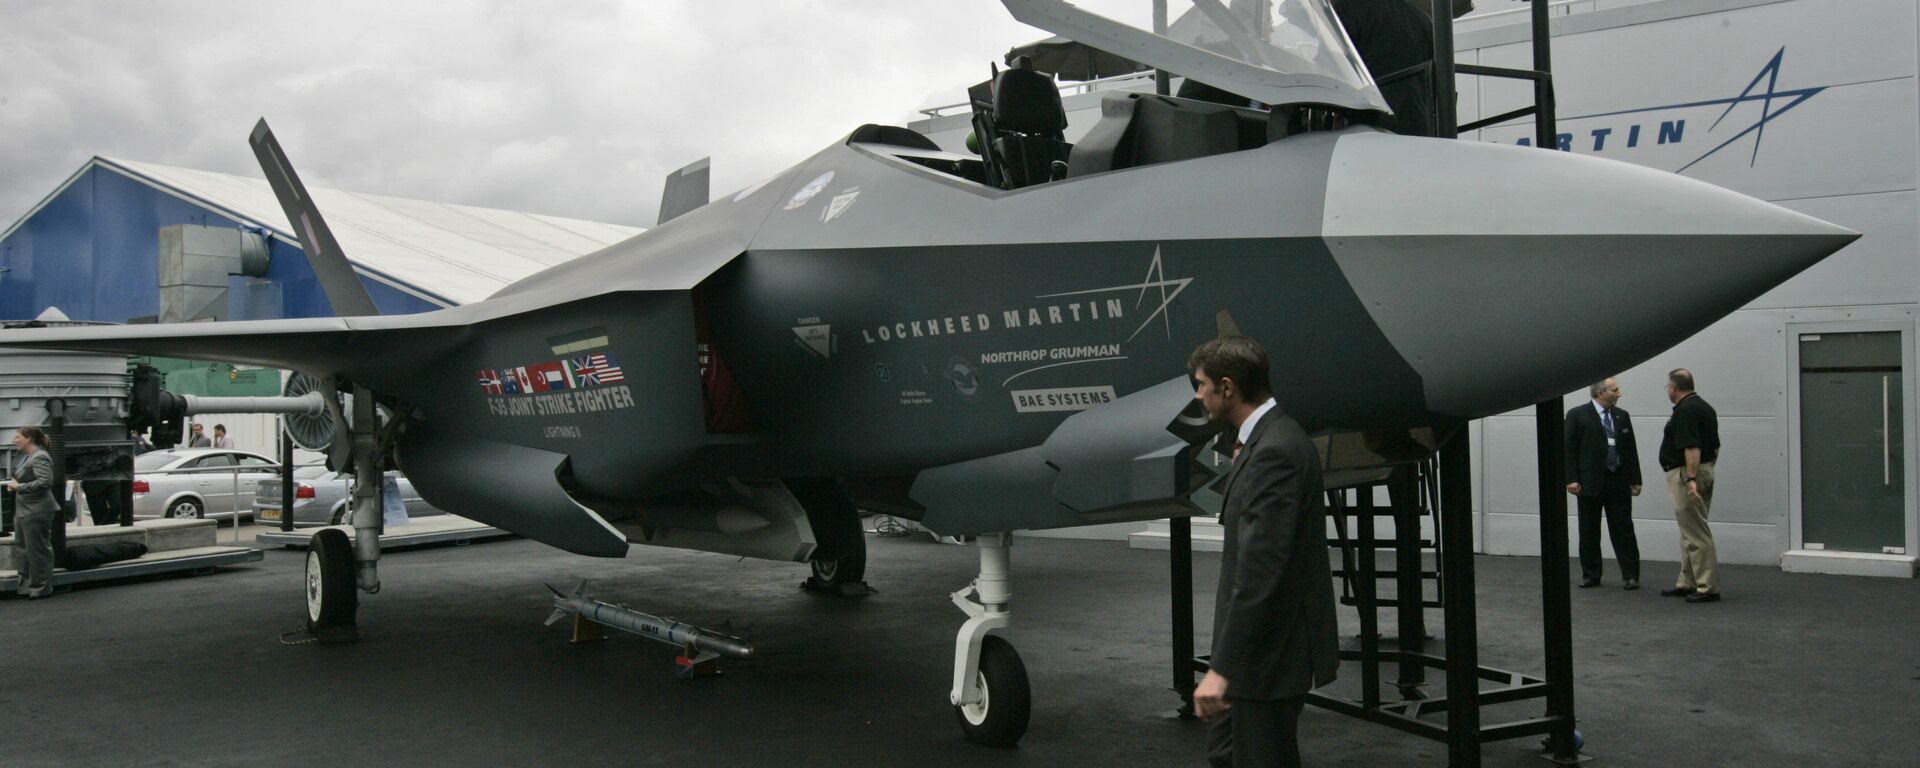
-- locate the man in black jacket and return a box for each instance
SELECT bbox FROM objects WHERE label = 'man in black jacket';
[1564,378,1644,589]
[1659,368,1723,603]
[1189,335,1339,768]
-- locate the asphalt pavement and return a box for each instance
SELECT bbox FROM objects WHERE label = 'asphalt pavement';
[1,524,1914,767]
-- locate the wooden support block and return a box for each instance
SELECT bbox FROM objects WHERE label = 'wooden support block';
[570,614,607,644]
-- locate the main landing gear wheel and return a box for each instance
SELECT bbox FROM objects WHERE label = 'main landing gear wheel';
[790,477,872,596]
[306,528,358,637]
[807,535,866,589]
[954,635,1030,747]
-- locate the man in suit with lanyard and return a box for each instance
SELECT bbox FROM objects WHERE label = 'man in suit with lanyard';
[1188,335,1338,768]
[1564,378,1644,589]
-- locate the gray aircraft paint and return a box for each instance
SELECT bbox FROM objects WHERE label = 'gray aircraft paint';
[0,125,1857,551]
[1320,132,1856,414]
[708,234,1428,475]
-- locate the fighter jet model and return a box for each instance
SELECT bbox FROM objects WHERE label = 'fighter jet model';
[0,0,1855,747]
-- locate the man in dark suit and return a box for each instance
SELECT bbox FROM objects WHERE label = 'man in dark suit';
[1564,378,1644,590]
[1188,335,1339,768]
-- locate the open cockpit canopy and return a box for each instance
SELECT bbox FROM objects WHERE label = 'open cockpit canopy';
[1000,0,1389,114]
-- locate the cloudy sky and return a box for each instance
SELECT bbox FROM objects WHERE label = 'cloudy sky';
[0,1,1105,229]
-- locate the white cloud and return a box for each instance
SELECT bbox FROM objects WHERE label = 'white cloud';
[0,0,1047,228]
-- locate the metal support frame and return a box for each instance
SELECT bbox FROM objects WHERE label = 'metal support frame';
[1517,0,1579,760]
[1306,442,1553,764]
[279,428,296,533]
[1169,516,1199,716]
[1536,405,1580,762]
[1354,486,1382,708]
[1155,0,1204,721]
[1163,430,1571,761]
[1389,466,1429,697]
[1437,434,1482,766]
[1156,5,1579,764]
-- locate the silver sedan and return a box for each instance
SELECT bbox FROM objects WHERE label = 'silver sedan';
[132,448,281,520]
[252,466,443,527]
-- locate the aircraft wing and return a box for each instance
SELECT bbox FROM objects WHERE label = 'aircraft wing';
[0,312,465,374]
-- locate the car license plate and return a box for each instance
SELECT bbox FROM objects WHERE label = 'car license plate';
[260,508,280,520]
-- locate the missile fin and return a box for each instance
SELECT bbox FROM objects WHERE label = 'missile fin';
[1215,310,1240,338]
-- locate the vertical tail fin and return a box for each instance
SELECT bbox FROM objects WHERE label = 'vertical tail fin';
[657,157,711,224]
[248,119,380,317]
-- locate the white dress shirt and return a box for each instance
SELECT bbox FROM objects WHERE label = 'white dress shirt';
[1237,397,1278,448]
[1592,399,1616,430]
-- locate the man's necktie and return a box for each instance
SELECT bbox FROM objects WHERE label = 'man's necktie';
[1231,440,1244,462]
[1602,409,1621,472]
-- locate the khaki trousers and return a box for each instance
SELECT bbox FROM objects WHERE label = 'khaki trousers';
[1665,462,1718,593]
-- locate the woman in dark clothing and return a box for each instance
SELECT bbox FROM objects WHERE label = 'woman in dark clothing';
[7,426,59,598]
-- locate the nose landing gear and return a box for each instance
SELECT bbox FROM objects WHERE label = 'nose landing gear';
[949,532,1029,747]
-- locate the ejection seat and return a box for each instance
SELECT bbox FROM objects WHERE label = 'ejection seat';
[971,56,1071,189]
[1067,91,1273,177]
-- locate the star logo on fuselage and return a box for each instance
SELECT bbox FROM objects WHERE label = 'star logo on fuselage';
[1036,247,1194,342]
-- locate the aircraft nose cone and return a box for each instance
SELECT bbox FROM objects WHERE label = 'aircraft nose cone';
[1319,131,1858,418]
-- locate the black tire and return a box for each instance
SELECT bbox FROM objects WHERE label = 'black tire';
[790,478,867,587]
[809,533,867,585]
[306,528,358,631]
[329,503,349,526]
[167,498,204,519]
[955,635,1030,748]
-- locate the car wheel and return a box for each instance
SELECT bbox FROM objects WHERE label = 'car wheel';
[167,498,204,519]
[329,503,349,526]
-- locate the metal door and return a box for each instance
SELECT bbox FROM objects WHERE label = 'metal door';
[1799,331,1905,553]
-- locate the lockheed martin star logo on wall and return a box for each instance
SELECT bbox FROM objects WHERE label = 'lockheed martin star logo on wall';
[1517,47,1826,174]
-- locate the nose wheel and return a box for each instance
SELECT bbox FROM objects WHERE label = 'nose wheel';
[955,634,1030,747]
[950,532,1029,747]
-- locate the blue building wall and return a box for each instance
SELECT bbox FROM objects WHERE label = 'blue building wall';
[0,164,441,323]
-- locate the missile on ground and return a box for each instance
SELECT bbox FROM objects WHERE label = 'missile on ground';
[545,580,753,674]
